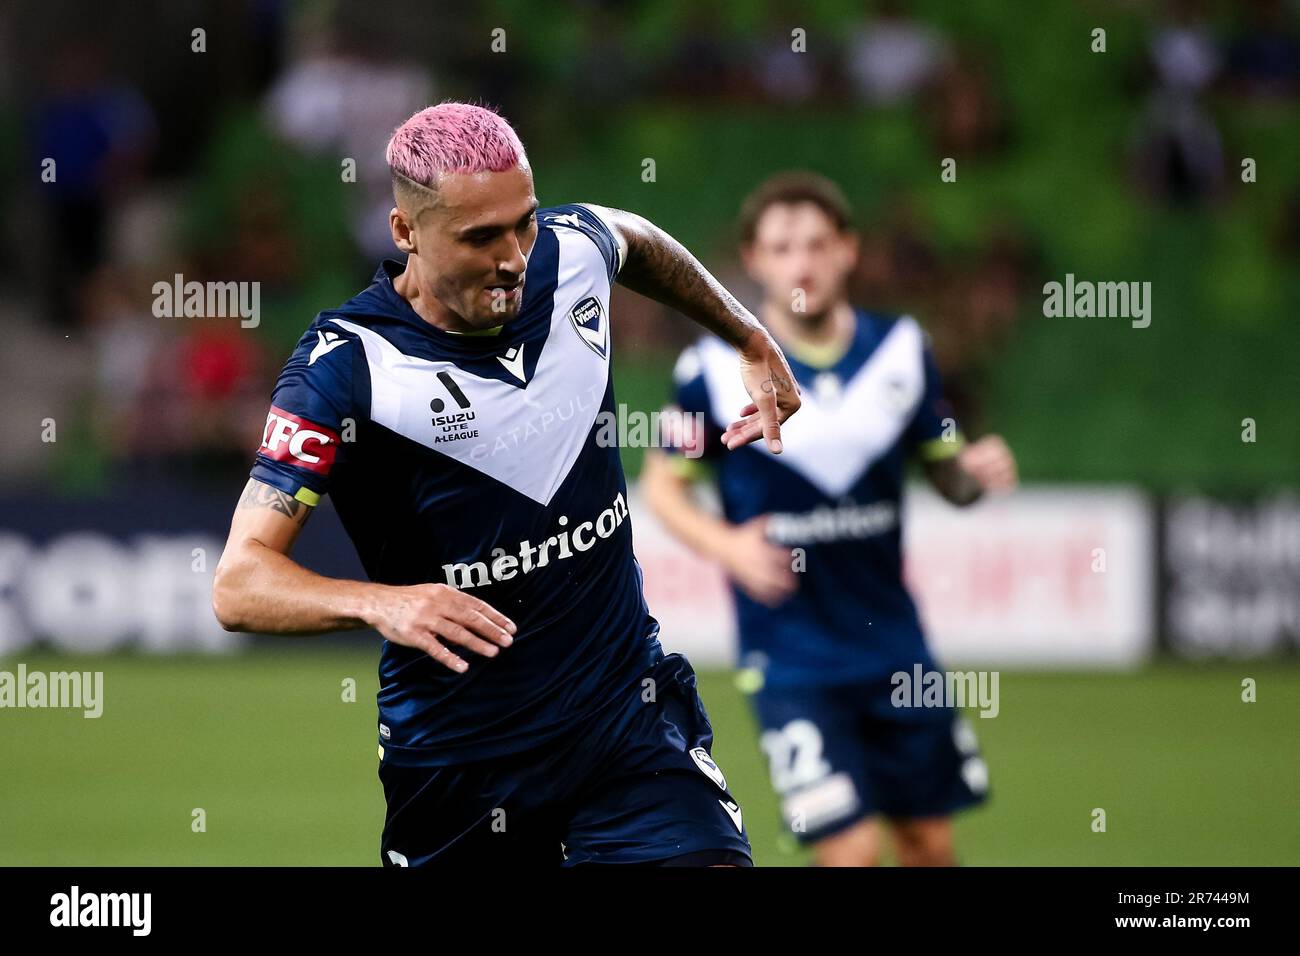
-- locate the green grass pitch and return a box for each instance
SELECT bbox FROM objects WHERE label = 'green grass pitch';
[2,650,1296,865]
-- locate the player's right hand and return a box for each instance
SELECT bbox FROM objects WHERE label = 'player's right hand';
[719,516,799,608]
[724,328,802,454]
[369,583,517,673]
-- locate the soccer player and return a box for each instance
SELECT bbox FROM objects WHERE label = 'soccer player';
[641,172,1018,867]
[211,103,801,867]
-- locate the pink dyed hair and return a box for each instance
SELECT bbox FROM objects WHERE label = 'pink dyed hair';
[386,102,527,188]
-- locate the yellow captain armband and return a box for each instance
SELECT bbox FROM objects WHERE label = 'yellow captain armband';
[734,667,765,695]
[918,434,965,462]
[294,486,322,506]
[668,454,711,482]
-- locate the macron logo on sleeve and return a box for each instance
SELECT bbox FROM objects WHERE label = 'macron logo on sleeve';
[260,406,340,475]
[309,330,349,366]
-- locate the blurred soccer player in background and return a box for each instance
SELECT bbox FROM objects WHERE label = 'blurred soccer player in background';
[211,103,801,866]
[643,172,1017,866]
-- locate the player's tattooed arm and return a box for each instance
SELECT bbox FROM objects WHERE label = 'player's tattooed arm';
[214,479,516,668]
[587,204,757,351]
[237,478,311,526]
[584,204,801,452]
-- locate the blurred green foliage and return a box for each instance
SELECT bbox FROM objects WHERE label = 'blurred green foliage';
[11,0,1294,488]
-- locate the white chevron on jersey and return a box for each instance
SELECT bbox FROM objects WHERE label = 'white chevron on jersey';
[689,316,926,497]
[331,228,613,506]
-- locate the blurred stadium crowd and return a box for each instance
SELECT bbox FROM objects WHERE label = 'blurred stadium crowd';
[0,0,1297,491]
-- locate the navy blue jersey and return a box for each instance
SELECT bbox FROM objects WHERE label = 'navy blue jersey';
[250,205,662,766]
[667,311,961,690]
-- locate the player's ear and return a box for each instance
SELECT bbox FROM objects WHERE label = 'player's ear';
[839,228,860,268]
[390,206,417,254]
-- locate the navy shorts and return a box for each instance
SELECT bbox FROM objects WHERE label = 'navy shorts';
[751,678,989,843]
[378,653,752,867]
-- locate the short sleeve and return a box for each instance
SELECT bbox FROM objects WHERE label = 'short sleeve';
[249,320,361,505]
[905,342,964,461]
[658,343,726,479]
[543,204,623,283]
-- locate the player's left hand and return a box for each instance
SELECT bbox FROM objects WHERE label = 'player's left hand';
[723,327,801,454]
[958,434,1018,493]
